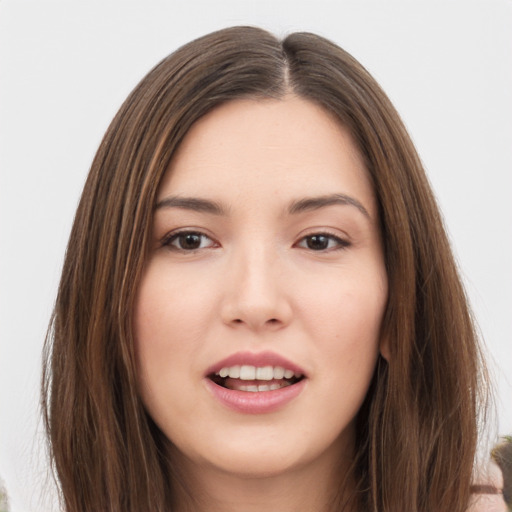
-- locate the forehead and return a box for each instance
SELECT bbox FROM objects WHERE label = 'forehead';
[159,96,376,217]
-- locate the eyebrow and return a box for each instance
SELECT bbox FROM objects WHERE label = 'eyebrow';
[155,193,370,218]
[288,194,370,218]
[155,196,226,215]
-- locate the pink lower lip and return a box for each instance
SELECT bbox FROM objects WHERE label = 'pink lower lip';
[205,378,306,414]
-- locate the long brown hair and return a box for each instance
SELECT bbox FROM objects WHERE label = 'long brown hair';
[42,26,489,511]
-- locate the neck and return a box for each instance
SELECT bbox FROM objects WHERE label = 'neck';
[168,440,357,512]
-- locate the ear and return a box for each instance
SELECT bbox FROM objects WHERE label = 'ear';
[379,336,390,362]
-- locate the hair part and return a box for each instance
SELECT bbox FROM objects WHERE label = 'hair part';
[42,26,489,511]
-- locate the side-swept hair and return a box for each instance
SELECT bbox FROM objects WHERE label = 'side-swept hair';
[42,26,488,511]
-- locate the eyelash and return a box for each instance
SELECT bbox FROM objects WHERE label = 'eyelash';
[161,230,217,252]
[295,232,351,252]
[161,230,350,253]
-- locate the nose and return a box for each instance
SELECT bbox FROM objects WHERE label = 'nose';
[220,244,293,331]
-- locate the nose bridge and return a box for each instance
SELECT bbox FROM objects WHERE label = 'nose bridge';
[221,237,291,329]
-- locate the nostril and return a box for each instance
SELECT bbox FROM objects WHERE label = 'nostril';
[231,318,279,326]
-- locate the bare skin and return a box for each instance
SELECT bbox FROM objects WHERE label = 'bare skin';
[134,96,388,512]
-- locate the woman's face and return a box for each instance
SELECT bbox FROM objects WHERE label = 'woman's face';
[134,96,388,480]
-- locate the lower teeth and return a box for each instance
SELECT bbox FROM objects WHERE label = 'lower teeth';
[237,382,290,392]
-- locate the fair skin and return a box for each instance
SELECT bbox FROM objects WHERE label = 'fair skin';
[468,461,507,512]
[134,96,388,512]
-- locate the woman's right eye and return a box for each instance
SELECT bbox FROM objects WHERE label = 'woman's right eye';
[162,231,216,252]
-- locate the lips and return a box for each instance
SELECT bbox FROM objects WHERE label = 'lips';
[206,351,306,377]
[210,364,303,391]
[206,351,306,390]
[204,351,306,414]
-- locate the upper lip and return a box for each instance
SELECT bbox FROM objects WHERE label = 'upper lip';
[205,351,307,378]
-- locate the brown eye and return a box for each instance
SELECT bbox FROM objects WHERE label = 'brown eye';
[305,235,330,250]
[164,231,215,251]
[297,233,350,251]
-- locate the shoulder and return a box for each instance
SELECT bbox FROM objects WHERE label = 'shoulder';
[467,461,507,512]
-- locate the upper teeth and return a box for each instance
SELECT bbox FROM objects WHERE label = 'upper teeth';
[215,365,301,381]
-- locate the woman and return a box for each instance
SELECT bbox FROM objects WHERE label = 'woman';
[42,26,490,511]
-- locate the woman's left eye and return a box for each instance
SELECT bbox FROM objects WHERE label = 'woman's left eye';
[296,233,350,251]
[163,231,216,251]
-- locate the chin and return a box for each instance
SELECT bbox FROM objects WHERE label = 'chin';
[202,450,307,480]
[177,422,349,482]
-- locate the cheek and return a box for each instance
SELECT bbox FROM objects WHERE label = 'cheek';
[301,268,387,377]
[307,275,387,432]
[132,264,209,413]
[134,273,207,438]
[304,267,386,333]
[134,261,214,350]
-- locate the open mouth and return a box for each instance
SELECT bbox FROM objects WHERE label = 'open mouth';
[208,365,305,392]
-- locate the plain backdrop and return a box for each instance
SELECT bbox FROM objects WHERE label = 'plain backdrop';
[1,1,511,510]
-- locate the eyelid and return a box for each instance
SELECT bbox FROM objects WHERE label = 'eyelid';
[160,228,219,252]
[158,227,351,253]
[294,229,351,251]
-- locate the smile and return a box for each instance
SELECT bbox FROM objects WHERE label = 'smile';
[204,352,307,413]
[209,365,304,392]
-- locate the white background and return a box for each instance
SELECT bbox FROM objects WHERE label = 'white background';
[1,1,511,510]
